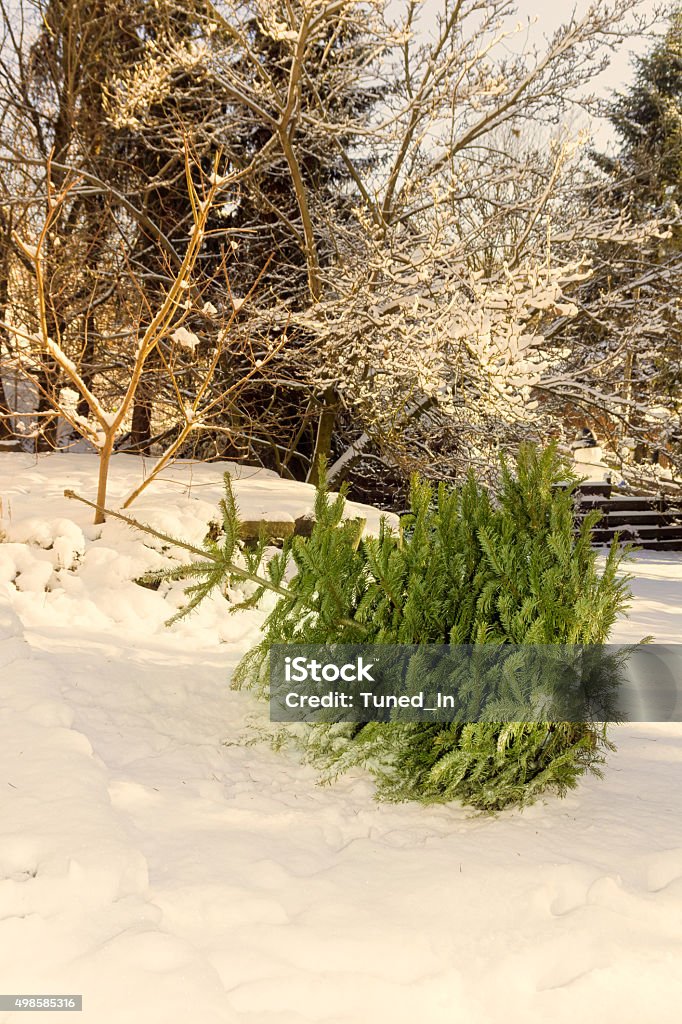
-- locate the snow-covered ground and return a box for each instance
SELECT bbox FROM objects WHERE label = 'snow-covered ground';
[0,453,681,1024]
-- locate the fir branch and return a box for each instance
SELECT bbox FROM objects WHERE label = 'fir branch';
[64,488,293,598]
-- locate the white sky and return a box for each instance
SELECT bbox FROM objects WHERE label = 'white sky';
[513,1,664,84]
[516,0,667,145]
[412,0,669,148]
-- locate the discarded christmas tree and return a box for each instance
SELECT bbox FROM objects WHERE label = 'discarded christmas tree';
[127,443,634,811]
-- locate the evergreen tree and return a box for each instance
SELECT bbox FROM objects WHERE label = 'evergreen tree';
[604,10,682,433]
[139,443,635,812]
[551,11,682,476]
[597,10,682,208]
[98,0,386,464]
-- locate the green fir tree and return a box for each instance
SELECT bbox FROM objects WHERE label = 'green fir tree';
[135,443,635,812]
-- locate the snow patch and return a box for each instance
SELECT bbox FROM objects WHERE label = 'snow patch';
[0,453,680,1022]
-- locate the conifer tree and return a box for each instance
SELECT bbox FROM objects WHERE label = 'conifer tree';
[132,443,634,812]
[598,10,682,208]
[547,10,682,476]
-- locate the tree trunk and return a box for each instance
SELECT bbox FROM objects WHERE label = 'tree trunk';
[307,386,337,486]
[130,392,153,451]
[94,434,114,524]
[0,374,15,443]
[0,217,16,444]
[77,313,97,420]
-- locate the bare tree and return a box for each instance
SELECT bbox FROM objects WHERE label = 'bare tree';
[1,0,668,500]
[4,152,285,521]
